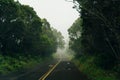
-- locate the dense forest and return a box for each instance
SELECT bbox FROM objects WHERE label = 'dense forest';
[0,0,120,79]
[0,0,64,74]
[0,0,65,56]
[68,0,120,80]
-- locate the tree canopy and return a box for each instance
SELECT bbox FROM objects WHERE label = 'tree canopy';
[68,0,120,70]
[0,0,65,57]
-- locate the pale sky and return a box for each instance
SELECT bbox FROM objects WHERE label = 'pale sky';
[18,0,79,40]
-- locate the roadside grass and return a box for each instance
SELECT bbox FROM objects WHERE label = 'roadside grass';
[0,54,51,75]
[73,55,117,80]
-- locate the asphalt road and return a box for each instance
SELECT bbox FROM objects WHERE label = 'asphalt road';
[0,60,57,80]
[45,61,90,80]
[0,60,90,80]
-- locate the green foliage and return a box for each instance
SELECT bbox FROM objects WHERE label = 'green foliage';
[0,0,64,57]
[69,0,120,70]
[73,55,117,80]
[52,27,65,49]
[41,19,58,55]
[68,17,83,55]
[94,53,117,70]
[0,1,65,75]
[68,18,82,40]
[0,54,43,74]
[68,0,120,79]
[0,0,41,55]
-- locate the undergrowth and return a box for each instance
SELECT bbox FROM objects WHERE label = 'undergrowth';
[0,54,49,75]
[73,55,118,80]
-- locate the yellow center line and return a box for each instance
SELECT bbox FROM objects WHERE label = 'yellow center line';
[39,60,61,80]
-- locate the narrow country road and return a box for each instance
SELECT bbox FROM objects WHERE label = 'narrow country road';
[0,59,90,80]
[44,61,90,80]
[0,60,57,80]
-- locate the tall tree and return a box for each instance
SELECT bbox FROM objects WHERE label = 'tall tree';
[52,28,65,49]
[68,17,82,55]
[70,0,120,69]
[0,0,61,57]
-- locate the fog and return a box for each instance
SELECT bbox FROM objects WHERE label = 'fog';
[18,0,79,40]
[53,43,75,61]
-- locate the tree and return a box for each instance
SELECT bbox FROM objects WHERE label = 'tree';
[0,0,64,58]
[0,0,25,55]
[40,19,57,56]
[70,0,120,69]
[68,17,83,55]
[52,28,65,49]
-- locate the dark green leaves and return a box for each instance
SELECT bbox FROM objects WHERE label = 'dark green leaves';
[70,0,120,70]
[0,0,64,57]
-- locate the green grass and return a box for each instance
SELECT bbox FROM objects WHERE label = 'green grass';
[0,54,51,75]
[73,55,117,80]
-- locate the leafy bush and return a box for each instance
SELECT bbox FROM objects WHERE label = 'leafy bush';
[94,53,117,70]
[73,55,118,80]
[0,54,44,74]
